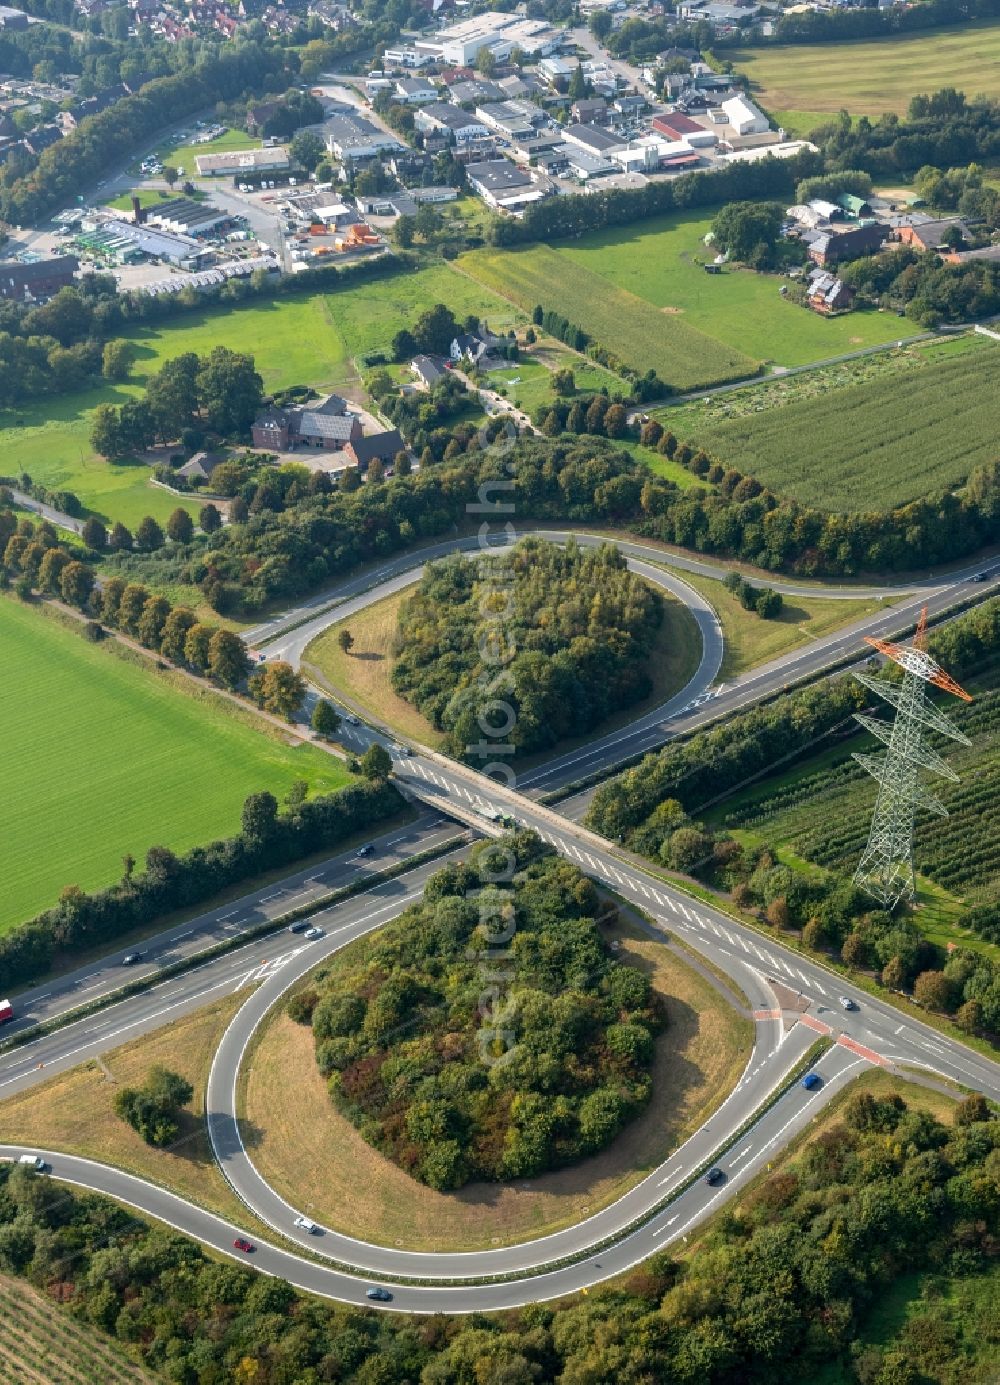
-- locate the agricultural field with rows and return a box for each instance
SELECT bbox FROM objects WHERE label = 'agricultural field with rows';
[0,1273,156,1384]
[688,342,1000,511]
[719,667,1000,907]
[459,244,758,393]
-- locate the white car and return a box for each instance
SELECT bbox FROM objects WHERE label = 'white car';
[303,926,323,940]
[293,1215,318,1233]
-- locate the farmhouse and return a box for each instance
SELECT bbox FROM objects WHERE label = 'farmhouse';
[251,395,360,451]
[896,218,971,252]
[806,268,854,314]
[803,221,885,266]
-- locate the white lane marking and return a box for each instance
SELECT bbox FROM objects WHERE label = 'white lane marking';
[730,1144,753,1165]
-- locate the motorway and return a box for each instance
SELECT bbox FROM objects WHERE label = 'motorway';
[2,530,998,1310]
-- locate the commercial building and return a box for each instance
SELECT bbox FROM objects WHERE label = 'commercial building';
[142,197,230,237]
[475,100,543,142]
[466,159,550,213]
[82,217,209,268]
[651,111,717,147]
[720,94,769,135]
[195,145,290,176]
[324,114,404,162]
[414,13,560,65]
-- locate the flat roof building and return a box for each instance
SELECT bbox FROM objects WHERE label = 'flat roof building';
[195,145,290,176]
[415,13,560,66]
[324,114,404,162]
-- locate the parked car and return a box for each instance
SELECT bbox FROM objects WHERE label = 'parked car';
[838,996,857,1011]
[303,926,323,940]
[121,952,143,965]
[233,1238,255,1254]
[288,920,309,934]
[366,1286,393,1302]
[802,1073,822,1091]
[704,1167,725,1186]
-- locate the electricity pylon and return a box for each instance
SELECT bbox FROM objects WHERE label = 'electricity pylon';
[852,609,972,909]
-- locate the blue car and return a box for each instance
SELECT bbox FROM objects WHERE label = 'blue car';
[802,1073,822,1091]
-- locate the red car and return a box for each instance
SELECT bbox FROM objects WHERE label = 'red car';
[233,1238,255,1254]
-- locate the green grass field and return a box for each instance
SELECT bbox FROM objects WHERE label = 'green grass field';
[0,599,350,932]
[689,339,1000,511]
[459,243,758,392]
[4,267,512,526]
[729,20,1000,116]
[560,210,905,368]
[156,127,261,177]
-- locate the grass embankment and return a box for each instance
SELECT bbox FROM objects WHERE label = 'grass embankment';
[0,995,250,1225]
[668,567,893,679]
[0,1274,157,1384]
[459,243,758,393]
[302,580,703,756]
[241,912,754,1252]
[0,597,350,933]
[729,21,1000,117]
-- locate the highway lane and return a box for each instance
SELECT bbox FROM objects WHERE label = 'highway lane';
[0,815,461,1042]
[204,889,792,1280]
[249,527,998,797]
[0,1044,866,1311]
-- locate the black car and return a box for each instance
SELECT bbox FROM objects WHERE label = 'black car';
[704,1167,725,1186]
[121,952,143,966]
[366,1286,393,1302]
[356,844,375,858]
[288,920,309,934]
[972,571,988,582]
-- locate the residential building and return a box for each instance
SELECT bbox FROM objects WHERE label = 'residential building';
[0,254,78,301]
[346,429,405,470]
[806,268,853,313]
[0,6,28,29]
[394,76,438,104]
[804,222,885,266]
[382,46,433,68]
[411,354,445,388]
[414,103,491,147]
[176,451,227,483]
[475,100,542,141]
[570,97,607,125]
[251,395,358,451]
[324,114,403,162]
[896,218,971,252]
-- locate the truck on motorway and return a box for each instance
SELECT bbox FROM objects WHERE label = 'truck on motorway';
[0,998,13,1025]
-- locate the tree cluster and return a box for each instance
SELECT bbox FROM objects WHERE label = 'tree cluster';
[839,244,1000,327]
[91,347,263,458]
[0,509,95,609]
[392,538,663,760]
[0,778,401,992]
[723,569,784,619]
[490,146,820,248]
[306,833,662,1189]
[113,1066,192,1147]
[710,201,786,270]
[0,1087,997,1381]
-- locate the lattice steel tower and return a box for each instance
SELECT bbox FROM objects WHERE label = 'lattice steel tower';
[852,610,972,909]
